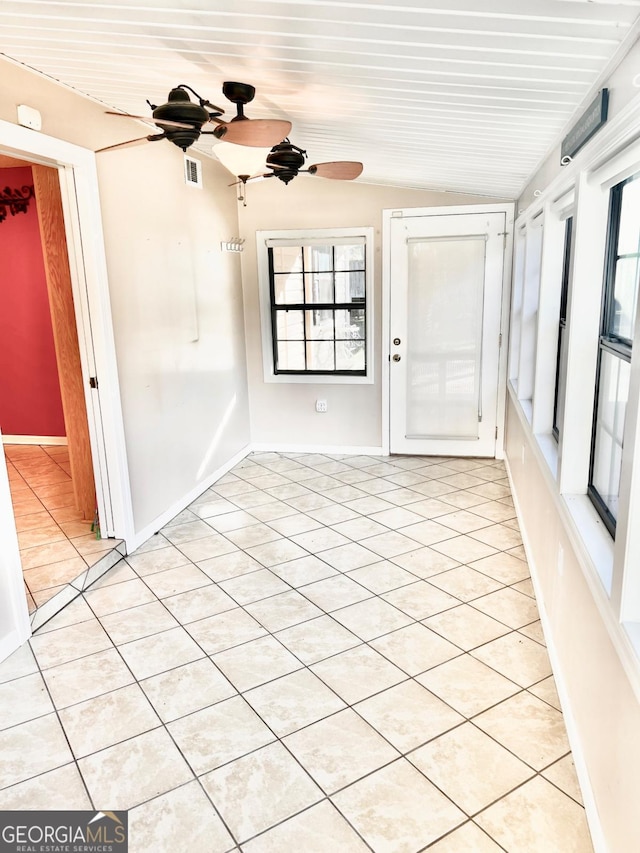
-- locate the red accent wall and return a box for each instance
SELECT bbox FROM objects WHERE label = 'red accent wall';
[0,166,66,437]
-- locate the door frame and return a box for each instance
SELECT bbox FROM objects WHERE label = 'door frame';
[382,202,515,458]
[0,118,135,547]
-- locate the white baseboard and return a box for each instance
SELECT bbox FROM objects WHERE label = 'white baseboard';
[250,443,386,456]
[504,458,607,853]
[128,443,252,552]
[2,435,68,446]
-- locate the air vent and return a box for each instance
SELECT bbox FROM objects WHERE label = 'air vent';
[184,155,202,188]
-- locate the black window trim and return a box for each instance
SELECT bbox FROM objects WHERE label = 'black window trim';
[552,215,573,442]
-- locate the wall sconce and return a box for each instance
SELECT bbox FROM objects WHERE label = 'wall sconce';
[0,184,34,223]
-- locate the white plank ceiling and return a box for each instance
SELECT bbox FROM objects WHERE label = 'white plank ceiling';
[2,0,640,197]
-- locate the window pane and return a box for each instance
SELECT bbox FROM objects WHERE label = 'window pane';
[304,245,332,272]
[276,310,304,340]
[335,243,365,270]
[336,340,365,371]
[304,272,333,303]
[336,308,365,340]
[274,273,304,304]
[335,271,365,302]
[612,256,640,341]
[617,177,640,255]
[592,351,630,522]
[272,246,302,274]
[306,309,334,340]
[307,341,335,371]
[277,341,305,371]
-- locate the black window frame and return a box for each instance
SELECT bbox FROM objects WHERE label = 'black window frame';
[587,174,639,537]
[268,241,368,377]
[552,216,573,442]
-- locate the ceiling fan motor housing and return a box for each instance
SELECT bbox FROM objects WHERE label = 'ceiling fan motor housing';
[267,141,306,183]
[152,87,210,150]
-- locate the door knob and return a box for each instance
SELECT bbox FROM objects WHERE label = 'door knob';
[392,354,401,362]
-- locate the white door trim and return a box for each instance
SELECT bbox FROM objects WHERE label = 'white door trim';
[382,202,515,458]
[0,118,135,547]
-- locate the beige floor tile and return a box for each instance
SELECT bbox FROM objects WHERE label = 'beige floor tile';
[310,644,406,704]
[354,680,463,752]
[542,754,584,804]
[100,600,179,644]
[428,565,504,602]
[471,632,552,688]
[267,513,324,537]
[163,519,224,545]
[346,560,418,593]
[246,590,323,632]
[344,495,397,515]
[390,546,460,578]
[436,510,494,534]
[19,539,80,570]
[290,527,351,553]
[333,758,465,851]
[358,530,423,559]
[175,533,239,562]
[332,516,395,541]
[470,500,517,523]
[370,622,461,675]
[529,674,562,711]
[224,524,282,549]
[41,648,135,709]
[275,614,361,664]
[410,721,534,814]
[0,642,38,684]
[162,584,236,624]
[197,550,264,582]
[0,672,54,730]
[202,742,323,842]
[368,507,425,529]
[118,625,204,680]
[246,538,310,567]
[430,535,498,563]
[316,541,381,571]
[423,603,511,651]
[205,509,261,532]
[190,496,238,518]
[474,692,570,770]
[331,596,413,641]
[186,607,267,655]
[519,619,546,645]
[0,713,73,788]
[241,800,370,852]
[59,683,160,757]
[125,544,191,576]
[299,574,372,611]
[382,581,459,620]
[244,668,345,737]
[219,568,291,604]
[0,764,92,810]
[468,482,512,501]
[426,821,504,853]
[306,503,362,524]
[283,708,399,793]
[84,576,157,616]
[270,554,338,587]
[250,501,299,523]
[140,657,236,723]
[472,587,540,629]
[416,655,520,718]
[129,781,234,853]
[30,618,112,669]
[476,776,593,852]
[513,577,535,597]
[213,634,302,692]
[89,559,137,588]
[167,695,275,774]
[469,551,530,584]
[15,510,58,532]
[471,523,523,551]
[78,727,193,811]
[141,564,212,599]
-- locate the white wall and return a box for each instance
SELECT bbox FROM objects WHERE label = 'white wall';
[238,177,507,450]
[0,59,251,539]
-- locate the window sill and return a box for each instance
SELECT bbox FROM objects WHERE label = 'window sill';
[563,493,614,595]
[535,432,558,480]
[263,372,374,385]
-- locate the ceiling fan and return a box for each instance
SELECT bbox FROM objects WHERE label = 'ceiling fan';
[230,139,363,196]
[98,82,292,153]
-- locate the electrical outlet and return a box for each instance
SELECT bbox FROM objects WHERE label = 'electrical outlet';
[315,399,328,413]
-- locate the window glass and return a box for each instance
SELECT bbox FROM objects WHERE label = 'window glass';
[591,351,630,522]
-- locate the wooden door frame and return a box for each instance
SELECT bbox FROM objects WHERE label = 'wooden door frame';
[0,118,135,547]
[382,202,515,458]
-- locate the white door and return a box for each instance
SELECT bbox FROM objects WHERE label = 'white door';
[0,433,31,664]
[389,211,506,456]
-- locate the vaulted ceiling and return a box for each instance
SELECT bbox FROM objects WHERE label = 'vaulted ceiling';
[2,0,640,198]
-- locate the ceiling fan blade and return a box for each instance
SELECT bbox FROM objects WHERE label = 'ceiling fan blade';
[96,134,164,153]
[308,161,364,180]
[208,119,292,147]
[105,111,194,130]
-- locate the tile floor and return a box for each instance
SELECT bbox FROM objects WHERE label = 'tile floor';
[0,452,594,852]
[5,444,121,612]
